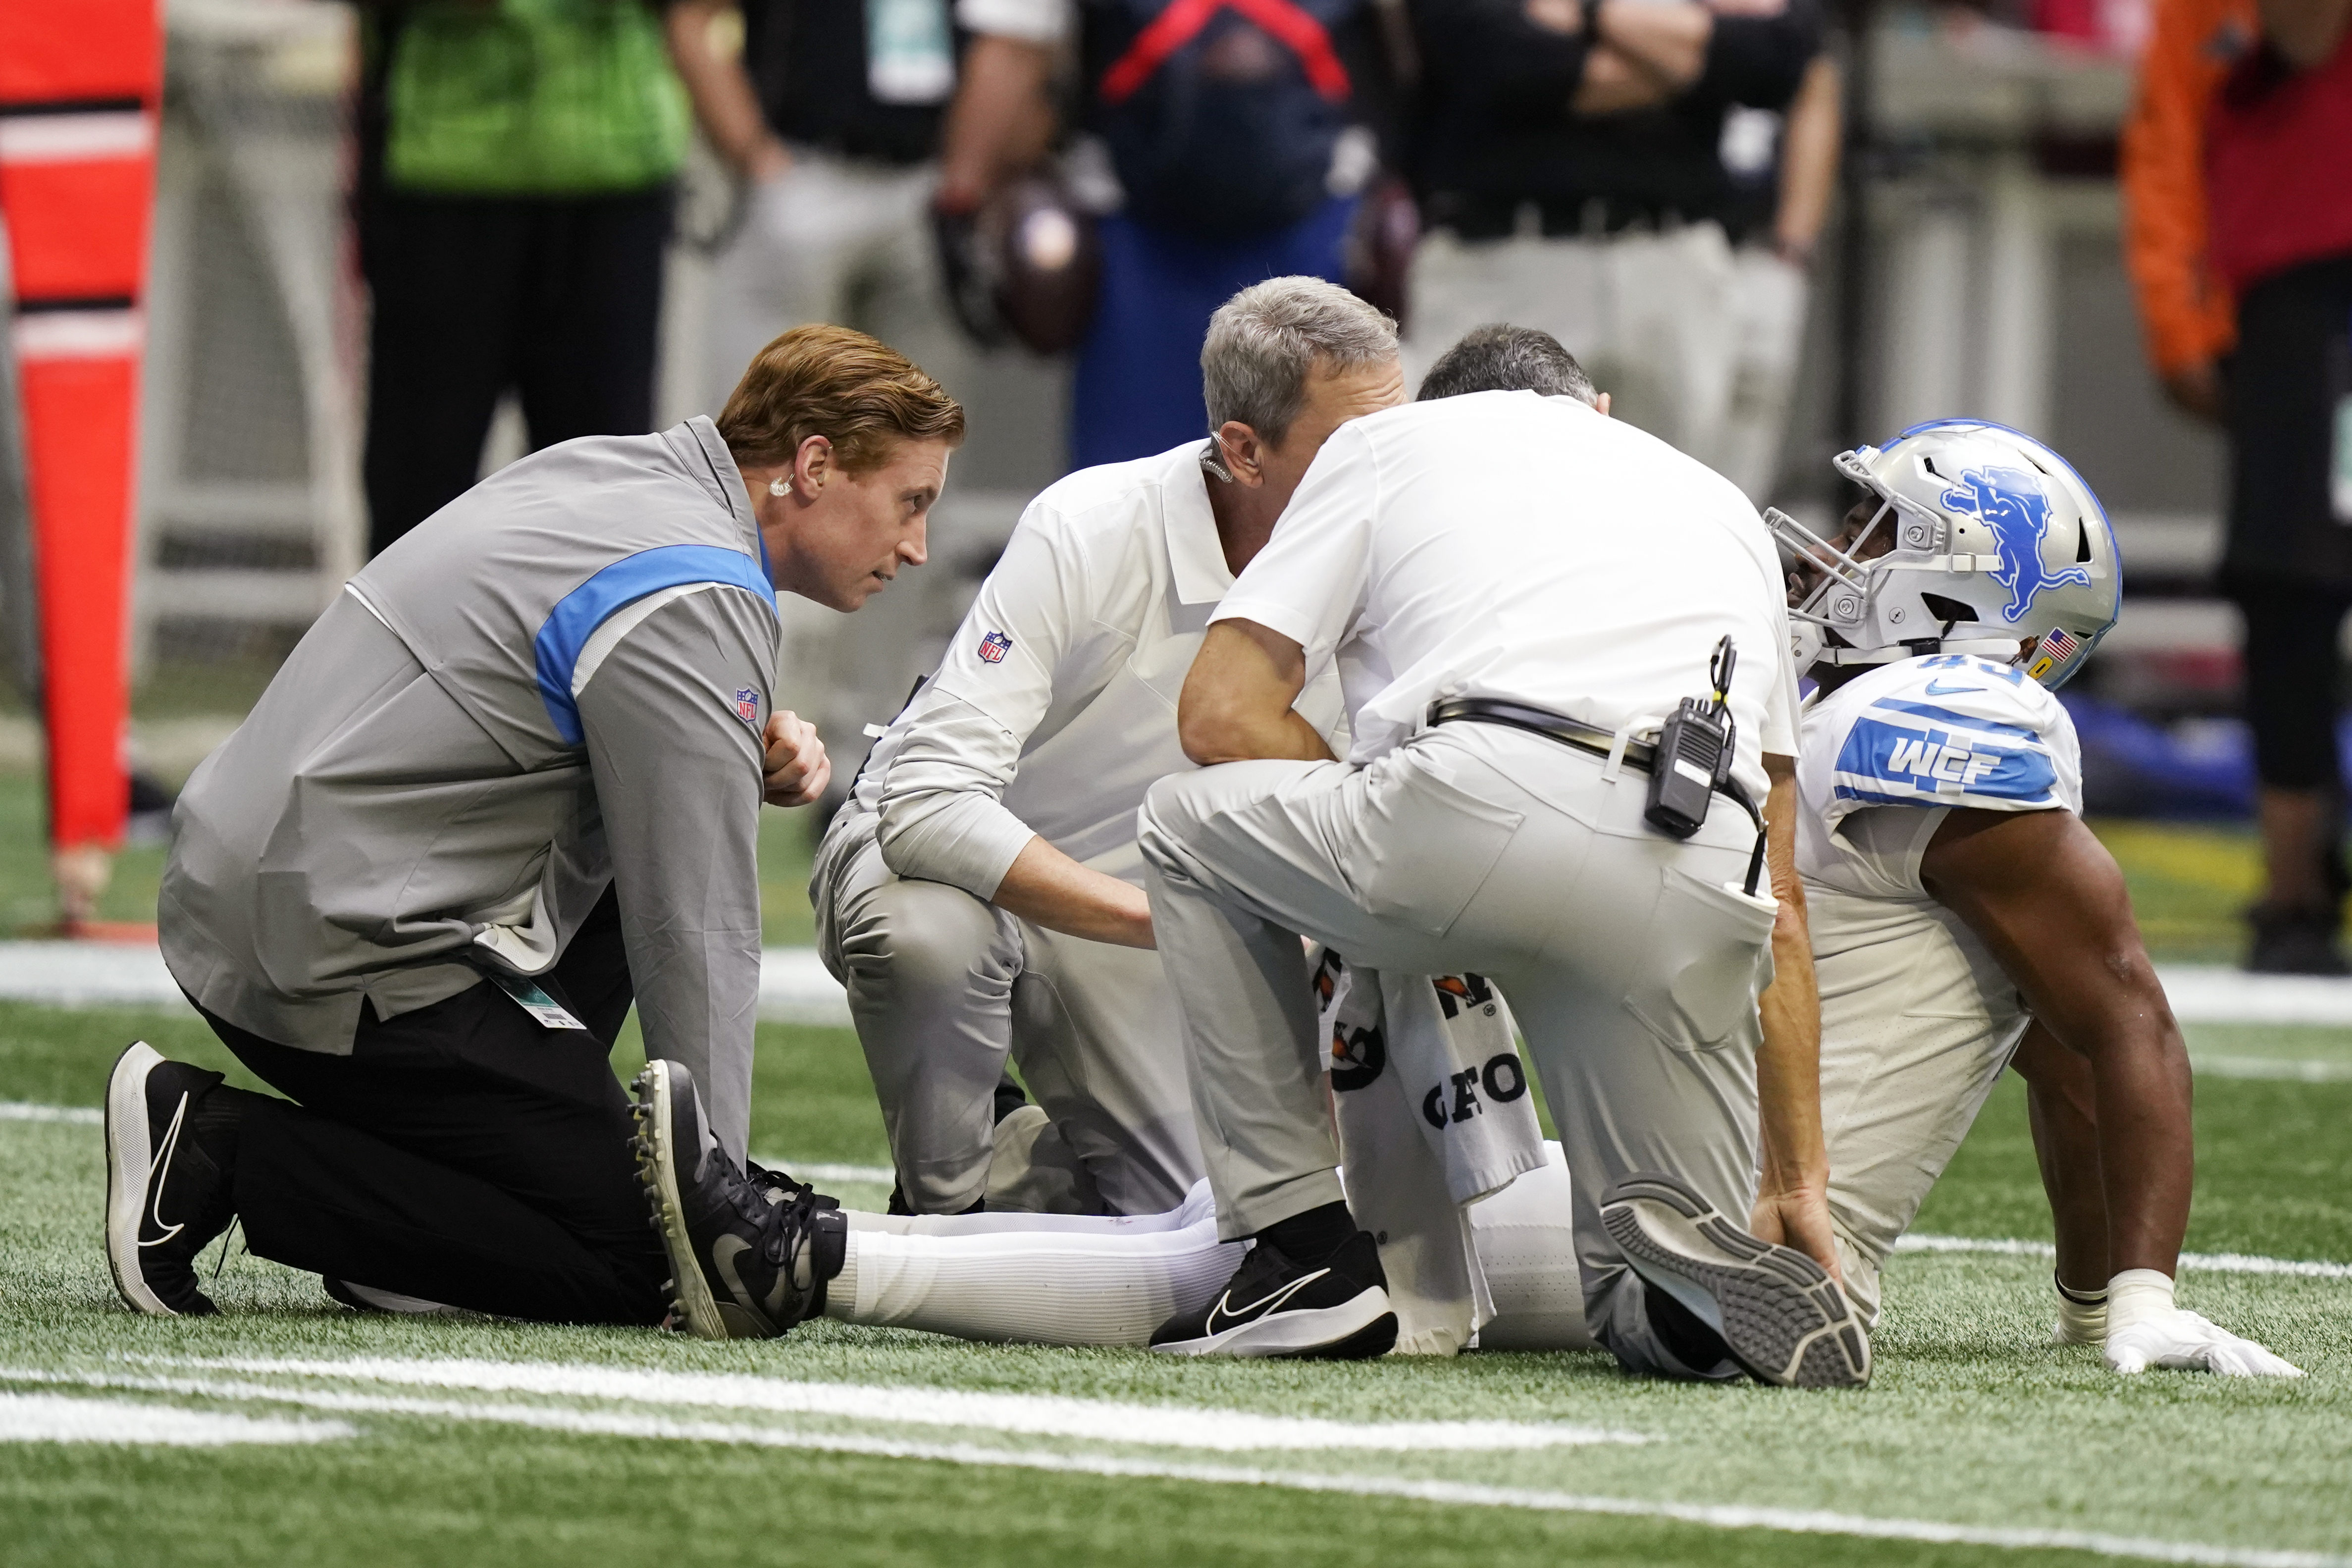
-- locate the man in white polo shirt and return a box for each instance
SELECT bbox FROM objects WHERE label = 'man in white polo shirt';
[1136,374,1870,1385]
[811,277,1403,1217]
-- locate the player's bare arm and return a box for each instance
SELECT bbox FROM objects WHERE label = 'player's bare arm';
[2009,1019,2113,1318]
[1920,807,2193,1278]
[1177,620,1337,766]
[1749,750,1838,1276]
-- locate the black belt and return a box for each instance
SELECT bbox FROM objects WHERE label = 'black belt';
[1425,697,1658,772]
[1425,696,1770,891]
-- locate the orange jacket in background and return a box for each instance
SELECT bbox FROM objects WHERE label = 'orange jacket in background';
[2120,0,2258,377]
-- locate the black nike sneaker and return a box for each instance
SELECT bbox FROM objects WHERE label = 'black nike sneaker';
[105,1042,237,1317]
[1600,1171,1870,1388]
[1149,1230,1397,1359]
[630,1059,845,1340]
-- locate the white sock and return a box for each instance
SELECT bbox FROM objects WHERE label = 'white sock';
[829,1202,1239,1347]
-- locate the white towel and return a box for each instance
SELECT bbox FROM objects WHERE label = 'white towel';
[1315,948,1549,1355]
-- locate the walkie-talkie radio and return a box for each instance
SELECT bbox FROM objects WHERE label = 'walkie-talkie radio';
[1644,636,1739,841]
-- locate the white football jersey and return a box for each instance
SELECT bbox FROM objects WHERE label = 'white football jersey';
[1797,653,2083,901]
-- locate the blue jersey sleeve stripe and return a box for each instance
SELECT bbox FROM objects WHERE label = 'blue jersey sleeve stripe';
[534,544,778,746]
[1866,696,2043,743]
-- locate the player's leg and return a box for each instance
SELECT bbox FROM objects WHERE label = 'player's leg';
[1467,1145,1592,1351]
[823,1182,1239,1346]
[1812,892,2028,1328]
[819,828,1034,1214]
[1008,913,1203,1218]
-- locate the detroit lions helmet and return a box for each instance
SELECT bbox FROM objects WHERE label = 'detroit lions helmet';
[1767,419,2122,690]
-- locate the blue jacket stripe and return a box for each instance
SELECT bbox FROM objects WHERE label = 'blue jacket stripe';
[533,544,777,746]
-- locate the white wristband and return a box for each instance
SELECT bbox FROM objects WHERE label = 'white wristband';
[2104,1267,2176,1333]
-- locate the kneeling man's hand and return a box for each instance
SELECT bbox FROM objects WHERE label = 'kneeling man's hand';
[762,711,832,808]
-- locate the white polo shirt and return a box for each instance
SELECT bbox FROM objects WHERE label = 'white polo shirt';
[1215,390,1801,800]
[847,440,1342,898]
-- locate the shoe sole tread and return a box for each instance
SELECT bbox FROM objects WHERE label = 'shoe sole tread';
[1602,1173,1869,1389]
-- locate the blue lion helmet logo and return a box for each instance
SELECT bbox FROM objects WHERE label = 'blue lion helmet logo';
[1938,466,2091,622]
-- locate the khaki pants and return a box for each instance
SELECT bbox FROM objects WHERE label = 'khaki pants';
[813,823,1202,1217]
[1404,221,1739,468]
[1811,886,2031,1326]
[1138,724,1776,1378]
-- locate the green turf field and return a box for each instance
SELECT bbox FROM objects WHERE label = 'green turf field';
[4,996,2349,1568]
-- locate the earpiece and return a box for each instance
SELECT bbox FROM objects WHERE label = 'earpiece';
[768,476,792,498]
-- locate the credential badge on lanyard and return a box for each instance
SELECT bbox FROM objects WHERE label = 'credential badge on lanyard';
[868,0,955,105]
[488,971,588,1032]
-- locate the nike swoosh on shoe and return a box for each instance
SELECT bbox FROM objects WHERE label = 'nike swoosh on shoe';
[711,1233,793,1323]
[141,1094,192,1249]
[1204,1267,1329,1336]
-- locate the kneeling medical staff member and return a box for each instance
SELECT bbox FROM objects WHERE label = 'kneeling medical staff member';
[108,327,961,1326]
[811,277,1404,1216]
[1138,382,1872,1386]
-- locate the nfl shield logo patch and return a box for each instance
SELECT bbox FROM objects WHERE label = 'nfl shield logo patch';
[978,630,1012,664]
[733,687,760,726]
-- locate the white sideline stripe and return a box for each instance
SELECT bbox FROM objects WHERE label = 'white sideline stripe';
[8,945,2352,1031]
[1900,1234,2352,1281]
[3,1369,2341,1568]
[0,1391,349,1446]
[2190,1054,2352,1083]
[162,1358,1643,1451]
[0,941,852,1024]
[0,1101,102,1125]
[768,1157,892,1185]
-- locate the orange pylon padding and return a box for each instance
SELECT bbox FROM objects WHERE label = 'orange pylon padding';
[0,0,164,853]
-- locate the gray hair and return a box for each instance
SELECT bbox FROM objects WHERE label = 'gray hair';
[1415,323,1598,406]
[1201,276,1399,448]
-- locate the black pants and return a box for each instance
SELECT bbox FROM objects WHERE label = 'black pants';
[200,887,667,1324]
[2233,582,2352,792]
[360,185,673,558]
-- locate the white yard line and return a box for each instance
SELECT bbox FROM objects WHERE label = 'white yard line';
[0,1390,350,1445]
[1898,1235,2352,1281]
[1,1366,2341,1568]
[161,1357,1643,1451]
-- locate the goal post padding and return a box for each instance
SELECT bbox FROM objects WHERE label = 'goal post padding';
[0,0,163,851]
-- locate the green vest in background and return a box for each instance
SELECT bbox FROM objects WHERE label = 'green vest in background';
[383,0,688,195]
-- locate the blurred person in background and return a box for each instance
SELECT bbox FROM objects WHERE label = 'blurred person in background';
[2122,0,2352,973]
[935,0,1403,470]
[1402,0,1821,471]
[1713,50,1838,502]
[665,0,1017,797]
[357,0,698,558]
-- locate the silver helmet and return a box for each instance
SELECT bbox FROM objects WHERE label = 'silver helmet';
[1767,418,2122,690]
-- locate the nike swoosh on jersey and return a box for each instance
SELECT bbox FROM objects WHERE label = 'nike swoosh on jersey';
[140,1093,191,1248]
[1922,680,1985,696]
[1204,1266,1330,1336]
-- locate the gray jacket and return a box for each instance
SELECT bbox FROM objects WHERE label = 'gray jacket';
[161,418,779,1160]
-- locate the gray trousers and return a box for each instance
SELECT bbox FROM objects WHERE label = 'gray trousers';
[1138,724,1776,1377]
[815,826,1202,1216]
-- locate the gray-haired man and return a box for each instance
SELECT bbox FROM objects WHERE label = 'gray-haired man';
[811,276,1404,1217]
